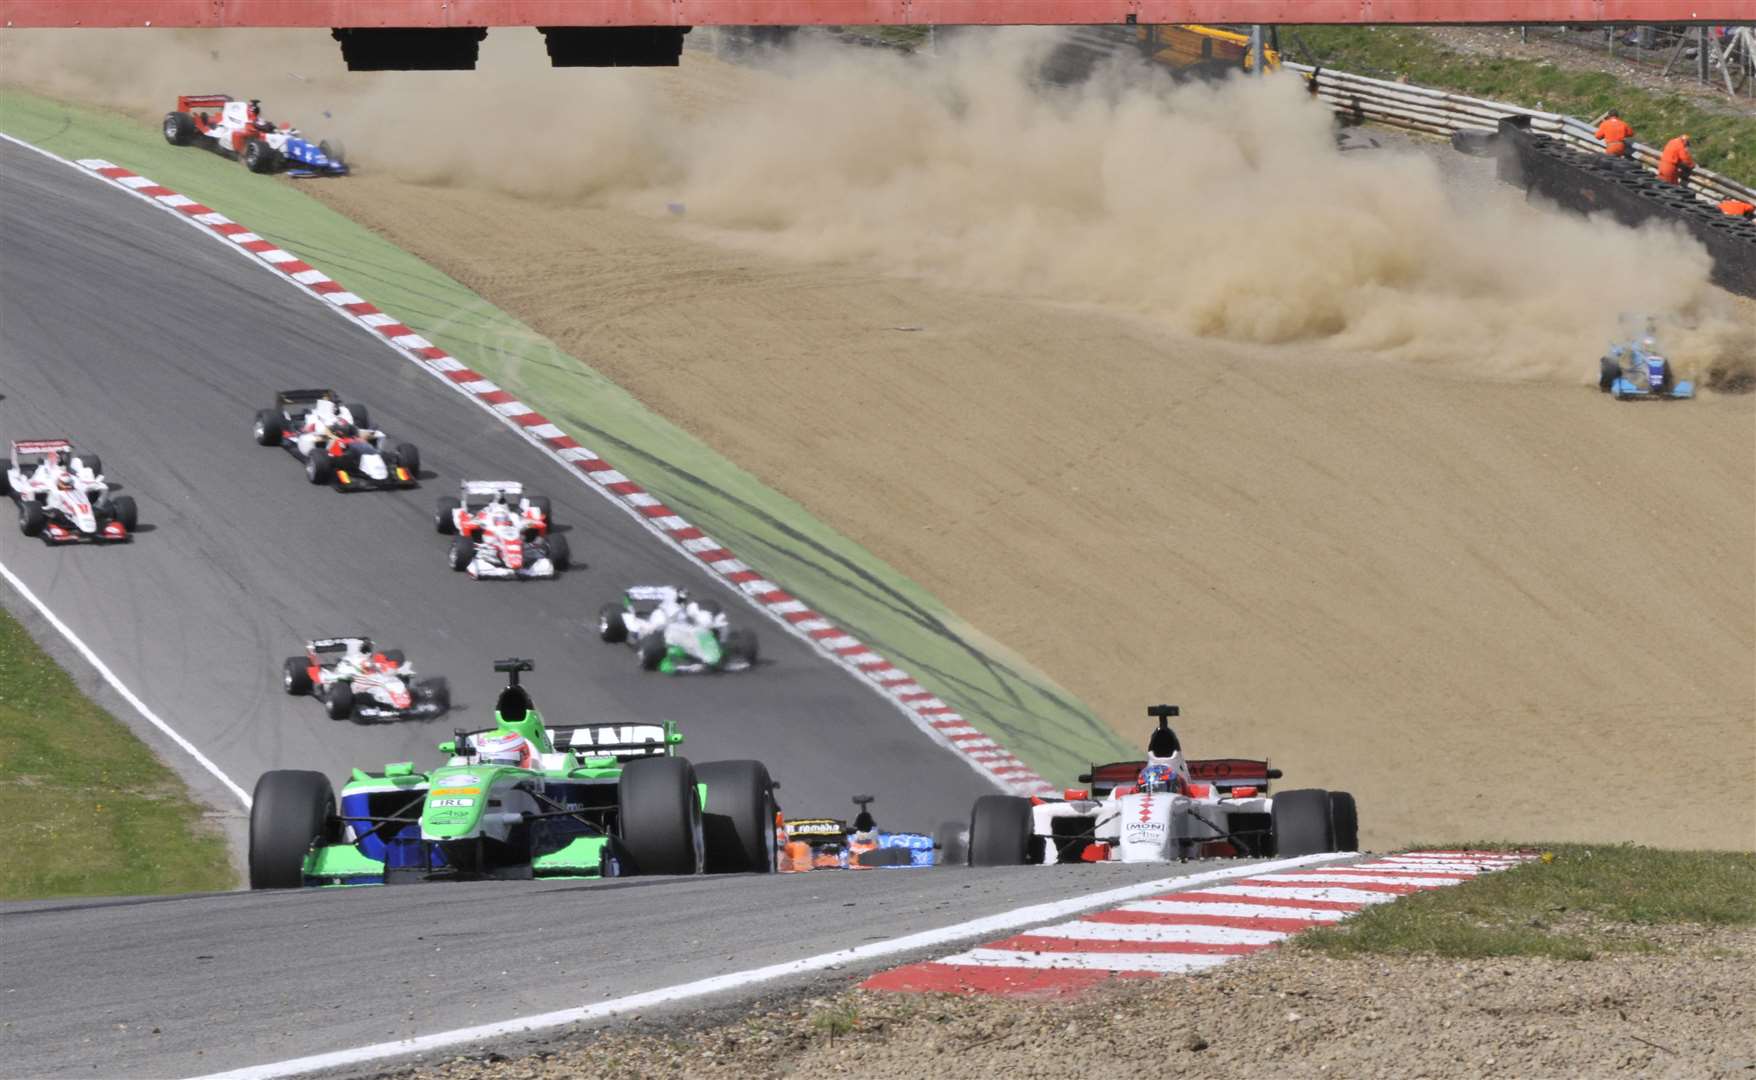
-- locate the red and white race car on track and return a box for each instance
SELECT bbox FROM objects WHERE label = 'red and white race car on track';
[162,95,348,176]
[283,637,449,722]
[434,481,570,580]
[7,439,137,543]
[967,705,1358,866]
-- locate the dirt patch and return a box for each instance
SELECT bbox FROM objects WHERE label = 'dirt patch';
[405,926,1756,1079]
[7,30,1753,850]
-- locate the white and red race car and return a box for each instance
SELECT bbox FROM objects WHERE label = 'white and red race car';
[434,481,570,580]
[967,705,1358,866]
[7,439,137,544]
[162,95,348,176]
[282,637,449,722]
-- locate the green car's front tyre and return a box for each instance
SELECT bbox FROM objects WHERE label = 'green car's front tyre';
[618,756,703,875]
[250,770,337,889]
[698,760,777,874]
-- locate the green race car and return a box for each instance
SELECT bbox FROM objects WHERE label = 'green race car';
[248,658,779,887]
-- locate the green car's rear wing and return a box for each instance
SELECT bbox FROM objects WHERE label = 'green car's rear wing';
[551,721,680,759]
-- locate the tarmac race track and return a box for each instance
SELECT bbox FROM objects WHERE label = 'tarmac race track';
[0,860,1239,1078]
[0,137,994,832]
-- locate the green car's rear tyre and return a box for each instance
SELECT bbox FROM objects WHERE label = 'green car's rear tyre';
[598,603,628,643]
[698,760,776,874]
[1271,788,1335,857]
[969,794,1033,867]
[249,770,335,889]
[636,632,667,671]
[618,756,703,875]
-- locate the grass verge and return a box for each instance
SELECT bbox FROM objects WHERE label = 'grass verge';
[1297,843,1756,961]
[1286,26,1756,188]
[0,605,234,899]
[0,87,1129,786]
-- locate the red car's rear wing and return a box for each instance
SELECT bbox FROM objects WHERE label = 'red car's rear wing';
[176,94,232,112]
[1080,758,1281,797]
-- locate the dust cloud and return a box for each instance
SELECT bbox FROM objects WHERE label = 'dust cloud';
[4,27,1750,376]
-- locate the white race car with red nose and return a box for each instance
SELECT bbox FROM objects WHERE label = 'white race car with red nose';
[966,705,1358,867]
[282,637,450,722]
[7,439,137,544]
[434,481,570,580]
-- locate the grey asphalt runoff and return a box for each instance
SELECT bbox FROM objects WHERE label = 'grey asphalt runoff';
[0,861,1248,1079]
[0,137,1002,830]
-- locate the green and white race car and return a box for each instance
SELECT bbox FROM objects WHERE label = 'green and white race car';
[248,658,779,887]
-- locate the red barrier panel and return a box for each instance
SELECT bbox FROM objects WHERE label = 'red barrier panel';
[1,0,1743,28]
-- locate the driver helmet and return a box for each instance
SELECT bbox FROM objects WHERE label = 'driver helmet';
[476,730,534,768]
[331,421,357,440]
[56,473,75,491]
[247,99,262,119]
[1640,336,1658,353]
[1606,344,1626,360]
[674,588,690,605]
[1138,762,1178,794]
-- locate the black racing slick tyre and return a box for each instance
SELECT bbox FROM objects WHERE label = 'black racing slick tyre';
[18,502,45,537]
[968,795,1034,867]
[282,656,313,695]
[1599,355,1621,392]
[254,409,282,446]
[324,683,355,721]
[598,603,628,643]
[545,533,571,572]
[79,454,102,477]
[305,453,333,485]
[1328,791,1359,852]
[935,820,969,867]
[697,760,777,874]
[1271,789,1336,857]
[163,111,196,146]
[109,495,138,532]
[636,632,667,671]
[417,677,450,714]
[242,138,277,173]
[394,443,421,478]
[448,536,474,572]
[248,770,336,889]
[722,629,759,669]
[618,756,704,876]
[345,403,371,430]
[434,497,461,534]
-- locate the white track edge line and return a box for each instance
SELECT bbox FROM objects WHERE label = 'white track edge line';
[0,558,251,807]
[2,130,1020,795]
[190,852,1352,1079]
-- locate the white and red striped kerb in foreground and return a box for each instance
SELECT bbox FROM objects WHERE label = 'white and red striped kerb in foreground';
[73,157,1053,797]
[862,851,1536,996]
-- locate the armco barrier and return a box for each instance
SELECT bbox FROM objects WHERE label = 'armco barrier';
[1495,117,1756,298]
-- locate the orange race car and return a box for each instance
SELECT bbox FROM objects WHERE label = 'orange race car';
[778,796,940,872]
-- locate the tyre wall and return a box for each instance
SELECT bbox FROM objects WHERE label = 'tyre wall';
[1493,117,1756,299]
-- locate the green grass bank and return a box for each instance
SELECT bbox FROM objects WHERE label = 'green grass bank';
[0,605,234,899]
[1299,844,1756,961]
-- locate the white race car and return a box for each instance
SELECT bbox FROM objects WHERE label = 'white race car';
[283,637,450,722]
[597,586,759,674]
[434,481,570,580]
[7,439,137,543]
[967,705,1358,866]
